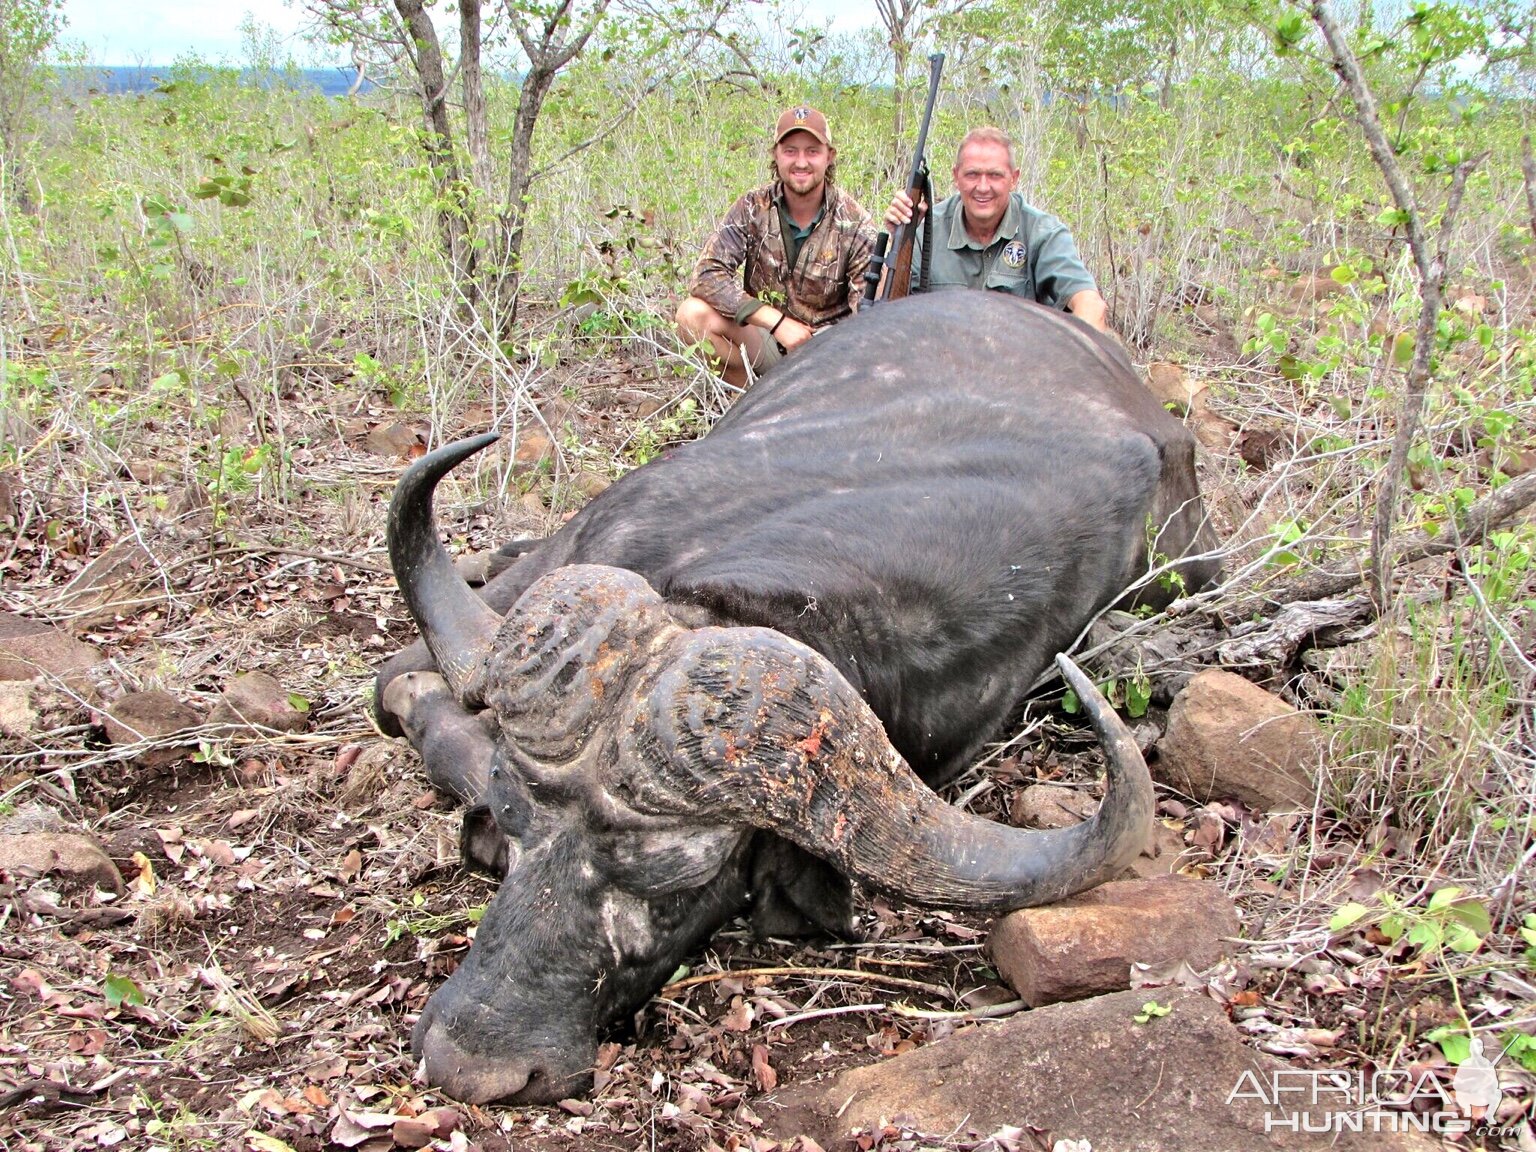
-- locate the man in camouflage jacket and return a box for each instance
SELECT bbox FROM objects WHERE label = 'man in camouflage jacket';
[675,106,876,390]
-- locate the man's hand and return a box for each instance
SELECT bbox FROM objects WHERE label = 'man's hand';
[771,314,815,352]
[884,190,925,230]
[1065,289,1111,336]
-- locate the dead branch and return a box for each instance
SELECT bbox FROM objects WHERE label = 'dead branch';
[662,965,954,1000]
[1222,469,1536,621]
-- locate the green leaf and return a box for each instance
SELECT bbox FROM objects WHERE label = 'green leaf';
[1504,1032,1536,1073]
[1330,902,1371,932]
[286,692,311,713]
[1061,688,1080,714]
[1330,264,1357,286]
[1426,886,1464,911]
[1273,11,1307,49]
[104,973,145,1009]
[1126,677,1151,719]
[1444,900,1491,936]
[1133,1000,1171,1024]
[1426,1026,1471,1064]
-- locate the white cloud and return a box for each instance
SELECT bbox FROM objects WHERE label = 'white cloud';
[60,0,316,64]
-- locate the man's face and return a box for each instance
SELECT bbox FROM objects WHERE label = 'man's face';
[953,140,1020,236]
[774,131,834,198]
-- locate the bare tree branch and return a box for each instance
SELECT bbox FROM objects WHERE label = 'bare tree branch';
[1309,2,1488,613]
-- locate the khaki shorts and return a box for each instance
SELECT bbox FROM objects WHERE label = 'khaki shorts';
[749,332,784,373]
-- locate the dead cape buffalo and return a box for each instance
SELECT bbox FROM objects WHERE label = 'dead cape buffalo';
[373,292,1219,1104]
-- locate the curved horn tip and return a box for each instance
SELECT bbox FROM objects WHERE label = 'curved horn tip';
[1054,652,1096,700]
[409,431,501,480]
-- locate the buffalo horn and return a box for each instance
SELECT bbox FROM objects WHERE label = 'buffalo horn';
[639,631,1151,912]
[387,433,504,701]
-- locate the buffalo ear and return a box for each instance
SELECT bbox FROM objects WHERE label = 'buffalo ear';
[461,806,512,878]
[748,837,859,941]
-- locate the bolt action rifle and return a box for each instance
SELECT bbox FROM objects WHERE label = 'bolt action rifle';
[863,52,944,306]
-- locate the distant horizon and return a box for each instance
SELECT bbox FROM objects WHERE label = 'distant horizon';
[58,0,871,69]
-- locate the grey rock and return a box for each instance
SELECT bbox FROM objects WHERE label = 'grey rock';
[765,989,1438,1151]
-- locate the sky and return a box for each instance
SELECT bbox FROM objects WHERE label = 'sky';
[59,0,873,66]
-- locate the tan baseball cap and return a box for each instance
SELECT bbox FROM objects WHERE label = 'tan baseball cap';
[774,105,832,146]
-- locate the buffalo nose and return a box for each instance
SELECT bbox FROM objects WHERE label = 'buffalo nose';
[414,1016,584,1105]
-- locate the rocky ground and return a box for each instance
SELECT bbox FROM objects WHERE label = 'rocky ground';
[2,333,1533,1152]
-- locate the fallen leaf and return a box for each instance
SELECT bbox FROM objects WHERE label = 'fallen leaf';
[391,1117,435,1149]
[752,1044,778,1091]
[1189,811,1225,853]
[129,852,157,897]
[331,1110,404,1148]
[193,839,240,867]
[306,1056,347,1082]
[339,849,362,882]
[229,809,261,830]
[12,969,53,998]
[722,997,754,1032]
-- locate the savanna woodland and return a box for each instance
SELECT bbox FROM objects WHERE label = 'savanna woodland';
[1,0,1534,1148]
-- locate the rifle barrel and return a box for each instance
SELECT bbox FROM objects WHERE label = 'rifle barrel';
[875,52,944,305]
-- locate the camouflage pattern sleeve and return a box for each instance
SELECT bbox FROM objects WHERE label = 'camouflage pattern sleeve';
[845,216,878,312]
[688,194,760,321]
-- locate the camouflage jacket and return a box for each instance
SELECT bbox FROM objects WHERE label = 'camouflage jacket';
[688,182,877,329]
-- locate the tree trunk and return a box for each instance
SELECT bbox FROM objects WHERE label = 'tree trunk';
[394,0,477,296]
[1522,135,1536,243]
[460,0,493,198]
[488,62,558,327]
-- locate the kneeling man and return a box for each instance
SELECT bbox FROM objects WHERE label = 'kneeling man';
[676,106,876,389]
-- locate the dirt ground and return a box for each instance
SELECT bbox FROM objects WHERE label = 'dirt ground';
[1,336,1530,1152]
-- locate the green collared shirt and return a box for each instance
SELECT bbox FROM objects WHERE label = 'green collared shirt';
[909,192,1097,309]
[778,200,826,273]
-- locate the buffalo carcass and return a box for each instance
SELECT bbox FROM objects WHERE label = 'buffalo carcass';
[374,291,1220,1105]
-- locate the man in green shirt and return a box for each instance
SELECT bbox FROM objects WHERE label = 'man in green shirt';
[885,126,1110,334]
[676,106,876,390]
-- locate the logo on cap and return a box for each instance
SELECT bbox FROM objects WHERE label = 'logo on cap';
[775,105,831,145]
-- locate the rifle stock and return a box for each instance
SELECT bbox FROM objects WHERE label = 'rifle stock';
[872,52,944,305]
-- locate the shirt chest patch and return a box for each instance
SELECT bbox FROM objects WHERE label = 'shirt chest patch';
[1001,240,1027,268]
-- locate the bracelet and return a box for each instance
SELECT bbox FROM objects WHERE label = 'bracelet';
[768,314,785,336]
